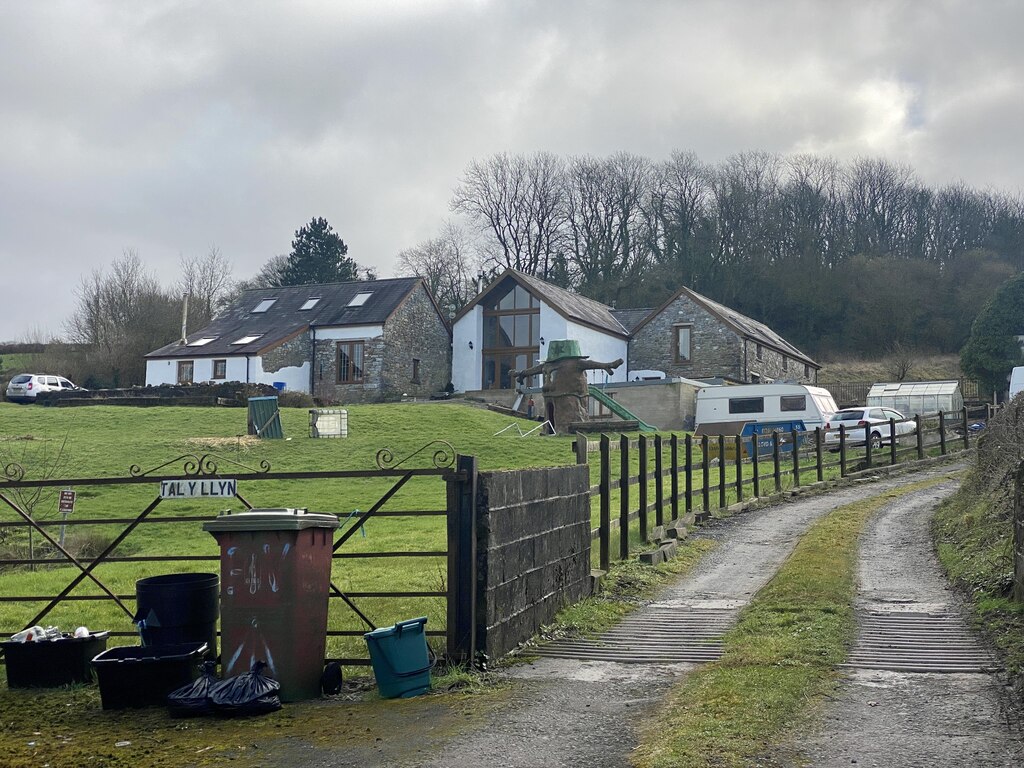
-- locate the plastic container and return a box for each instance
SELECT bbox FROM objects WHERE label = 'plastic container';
[364,617,432,699]
[91,642,208,709]
[203,509,339,702]
[2,632,109,688]
[135,573,219,658]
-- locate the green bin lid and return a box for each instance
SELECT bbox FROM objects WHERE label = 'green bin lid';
[202,508,340,532]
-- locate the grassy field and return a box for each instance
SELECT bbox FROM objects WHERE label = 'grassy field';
[0,401,581,660]
[817,353,962,382]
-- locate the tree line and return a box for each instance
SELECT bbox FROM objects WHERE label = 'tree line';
[409,151,1022,356]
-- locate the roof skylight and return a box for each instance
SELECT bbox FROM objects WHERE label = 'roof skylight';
[252,299,277,313]
[231,334,263,345]
[299,298,321,310]
[187,337,217,347]
[347,292,373,307]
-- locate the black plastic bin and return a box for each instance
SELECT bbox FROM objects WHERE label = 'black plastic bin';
[135,573,218,658]
[2,632,109,688]
[91,642,208,709]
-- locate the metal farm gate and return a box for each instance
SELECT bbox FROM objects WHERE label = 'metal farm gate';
[0,442,478,667]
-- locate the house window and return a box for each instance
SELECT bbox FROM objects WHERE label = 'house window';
[337,341,364,384]
[252,299,277,313]
[804,364,811,379]
[674,325,692,363]
[348,292,373,307]
[177,360,194,385]
[411,358,421,385]
[756,343,764,361]
[212,359,227,380]
[299,298,320,311]
[481,278,540,389]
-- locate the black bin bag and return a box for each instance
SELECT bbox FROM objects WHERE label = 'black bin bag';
[167,661,219,717]
[209,660,281,716]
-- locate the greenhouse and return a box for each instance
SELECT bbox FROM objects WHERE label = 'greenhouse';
[865,380,963,416]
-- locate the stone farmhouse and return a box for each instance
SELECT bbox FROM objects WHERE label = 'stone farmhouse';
[145,278,451,403]
[452,269,819,393]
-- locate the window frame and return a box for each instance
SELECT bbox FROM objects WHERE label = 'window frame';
[674,324,692,363]
[336,341,365,384]
[411,358,421,385]
[728,397,764,414]
[176,360,194,385]
[780,395,806,412]
[212,359,227,380]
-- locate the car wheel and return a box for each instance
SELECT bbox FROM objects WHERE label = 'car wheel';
[869,432,882,450]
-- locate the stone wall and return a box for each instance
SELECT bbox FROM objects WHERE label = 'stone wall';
[628,294,815,384]
[629,294,743,380]
[311,284,452,404]
[260,333,312,374]
[475,465,592,658]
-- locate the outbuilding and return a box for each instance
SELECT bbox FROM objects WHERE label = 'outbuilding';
[865,381,963,416]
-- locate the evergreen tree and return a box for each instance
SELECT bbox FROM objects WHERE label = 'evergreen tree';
[960,271,1024,395]
[276,217,360,286]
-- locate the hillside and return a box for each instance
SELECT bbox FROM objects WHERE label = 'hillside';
[817,353,963,383]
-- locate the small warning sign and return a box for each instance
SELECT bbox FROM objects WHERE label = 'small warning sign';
[58,490,76,515]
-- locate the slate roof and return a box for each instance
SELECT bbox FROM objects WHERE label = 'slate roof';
[456,269,629,338]
[633,285,820,369]
[146,277,429,359]
[610,308,653,334]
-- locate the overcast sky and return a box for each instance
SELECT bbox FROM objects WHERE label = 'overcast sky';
[1,0,1022,341]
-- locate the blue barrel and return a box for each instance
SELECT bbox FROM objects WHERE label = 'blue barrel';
[364,617,432,699]
[135,573,219,658]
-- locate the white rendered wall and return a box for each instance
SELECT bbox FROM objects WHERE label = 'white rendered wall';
[145,356,309,392]
[563,320,629,384]
[314,324,383,341]
[451,308,483,392]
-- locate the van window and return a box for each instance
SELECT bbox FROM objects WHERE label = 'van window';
[728,397,764,414]
[780,395,806,412]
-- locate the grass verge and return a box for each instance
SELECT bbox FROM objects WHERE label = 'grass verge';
[631,476,950,768]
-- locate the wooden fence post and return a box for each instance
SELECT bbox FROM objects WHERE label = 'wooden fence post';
[574,434,588,465]
[915,415,924,460]
[839,424,848,477]
[638,435,648,542]
[1014,462,1024,603]
[772,432,782,492]
[791,428,800,487]
[718,435,727,509]
[865,420,873,468]
[655,434,664,527]
[685,434,693,516]
[939,411,947,455]
[701,435,711,514]
[889,418,897,464]
[815,427,824,483]
[620,435,631,559]
[599,435,611,572]
[751,433,761,498]
[962,407,970,450]
[670,435,679,522]
[734,435,743,502]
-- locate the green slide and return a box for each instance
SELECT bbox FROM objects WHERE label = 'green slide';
[588,386,658,432]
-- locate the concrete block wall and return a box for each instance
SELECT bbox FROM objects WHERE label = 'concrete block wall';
[475,465,592,658]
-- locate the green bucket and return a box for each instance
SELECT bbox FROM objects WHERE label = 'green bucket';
[364,617,432,699]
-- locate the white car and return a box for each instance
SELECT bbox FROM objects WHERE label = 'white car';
[5,374,82,403]
[824,407,916,450]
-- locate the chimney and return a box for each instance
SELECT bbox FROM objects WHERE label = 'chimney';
[180,294,189,345]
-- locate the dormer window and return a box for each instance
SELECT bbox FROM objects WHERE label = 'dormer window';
[187,337,217,347]
[299,298,321,311]
[252,299,277,313]
[348,292,373,307]
[232,334,263,345]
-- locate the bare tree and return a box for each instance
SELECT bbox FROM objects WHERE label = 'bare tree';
[451,152,567,277]
[178,247,234,326]
[884,340,918,381]
[396,221,476,317]
[563,152,654,305]
[64,250,180,387]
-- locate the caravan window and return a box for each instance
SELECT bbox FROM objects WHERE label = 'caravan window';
[780,395,806,412]
[728,397,764,414]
